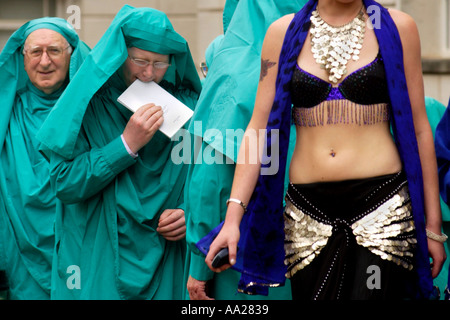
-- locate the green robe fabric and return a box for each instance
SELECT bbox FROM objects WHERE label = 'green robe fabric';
[184,0,307,300]
[425,96,450,300]
[36,6,201,300]
[222,0,239,34]
[0,18,89,299]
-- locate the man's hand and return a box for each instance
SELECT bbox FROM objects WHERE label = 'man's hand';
[122,103,164,153]
[187,276,214,300]
[157,209,186,241]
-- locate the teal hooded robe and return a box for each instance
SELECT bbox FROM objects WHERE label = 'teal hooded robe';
[184,0,307,300]
[36,6,201,299]
[0,18,89,299]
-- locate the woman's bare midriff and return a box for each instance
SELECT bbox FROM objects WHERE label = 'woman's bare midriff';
[289,119,403,184]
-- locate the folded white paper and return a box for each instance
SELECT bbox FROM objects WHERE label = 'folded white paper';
[117,79,193,138]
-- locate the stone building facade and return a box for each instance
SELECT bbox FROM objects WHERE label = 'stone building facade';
[0,0,448,104]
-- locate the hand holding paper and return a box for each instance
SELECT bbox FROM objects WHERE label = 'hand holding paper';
[118,79,194,138]
[122,104,164,153]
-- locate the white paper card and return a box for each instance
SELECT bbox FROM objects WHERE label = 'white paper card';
[117,79,193,138]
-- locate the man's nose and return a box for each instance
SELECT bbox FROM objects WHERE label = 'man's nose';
[39,51,52,66]
[142,64,155,78]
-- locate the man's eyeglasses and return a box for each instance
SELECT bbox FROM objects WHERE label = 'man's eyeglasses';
[199,61,208,78]
[128,56,171,69]
[23,45,72,59]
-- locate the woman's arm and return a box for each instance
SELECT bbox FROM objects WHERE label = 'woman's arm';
[204,14,295,272]
[391,9,446,278]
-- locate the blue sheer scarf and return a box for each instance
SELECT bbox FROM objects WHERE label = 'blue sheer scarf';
[197,0,432,298]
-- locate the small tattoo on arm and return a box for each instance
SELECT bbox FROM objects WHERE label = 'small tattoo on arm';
[260,58,276,81]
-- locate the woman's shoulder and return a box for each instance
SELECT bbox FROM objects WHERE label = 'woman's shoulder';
[387,8,419,37]
[386,8,421,50]
[272,13,296,28]
[265,13,296,39]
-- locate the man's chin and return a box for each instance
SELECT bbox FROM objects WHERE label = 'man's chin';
[34,81,62,94]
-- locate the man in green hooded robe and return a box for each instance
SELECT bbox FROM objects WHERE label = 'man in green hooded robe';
[0,17,89,299]
[36,6,201,300]
[185,0,308,300]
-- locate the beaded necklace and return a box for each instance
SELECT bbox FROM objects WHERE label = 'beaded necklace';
[310,6,366,83]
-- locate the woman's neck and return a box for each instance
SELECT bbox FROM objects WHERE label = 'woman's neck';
[316,0,364,26]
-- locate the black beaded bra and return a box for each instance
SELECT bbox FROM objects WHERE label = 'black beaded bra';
[291,53,391,127]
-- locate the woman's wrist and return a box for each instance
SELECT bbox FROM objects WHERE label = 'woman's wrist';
[226,198,247,214]
[426,228,448,243]
[425,218,443,234]
[224,203,246,227]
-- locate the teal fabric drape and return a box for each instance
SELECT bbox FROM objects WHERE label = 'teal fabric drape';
[0,17,89,299]
[36,6,201,299]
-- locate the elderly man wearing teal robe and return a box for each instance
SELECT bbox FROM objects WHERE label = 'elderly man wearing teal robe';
[185,0,307,300]
[0,18,89,299]
[36,6,201,300]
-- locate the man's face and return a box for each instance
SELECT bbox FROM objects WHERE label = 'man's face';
[122,47,170,87]
[23,29,72,95]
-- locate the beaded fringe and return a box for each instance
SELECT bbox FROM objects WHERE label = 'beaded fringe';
[292,100,389,127]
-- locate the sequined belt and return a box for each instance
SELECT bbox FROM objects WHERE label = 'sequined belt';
[284,172,416,278]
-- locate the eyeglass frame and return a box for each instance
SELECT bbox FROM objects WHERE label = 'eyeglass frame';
[22,44,72,60]
[199,61,208,78]
[128,55,171,69]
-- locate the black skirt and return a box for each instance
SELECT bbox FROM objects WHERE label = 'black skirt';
[284,171,418,300]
